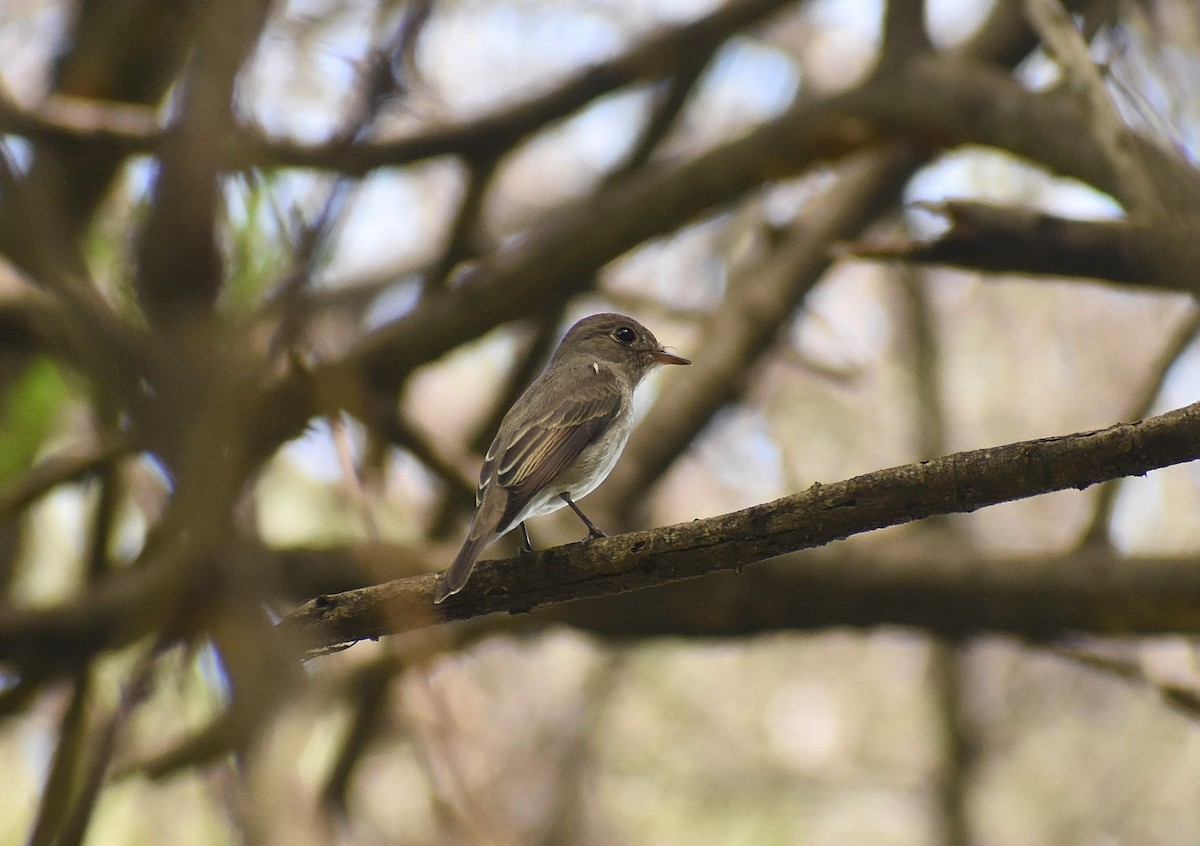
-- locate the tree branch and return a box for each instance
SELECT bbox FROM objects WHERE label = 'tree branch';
[279,400,1200,656]
[529,547,1200,641]
[847,200,1169,287]
[877,0,931,74]
[1081,306,1200,545]
[318,54,1200,403]
[133,0,272,322]
[0,0,795,174]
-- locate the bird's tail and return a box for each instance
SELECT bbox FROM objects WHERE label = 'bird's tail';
[434,531,491,604]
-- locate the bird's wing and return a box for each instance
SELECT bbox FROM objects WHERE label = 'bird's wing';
[478,367,622,533]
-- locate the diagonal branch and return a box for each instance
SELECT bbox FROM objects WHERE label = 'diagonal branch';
[279,400,1200,656]
[1080,307,1200,545]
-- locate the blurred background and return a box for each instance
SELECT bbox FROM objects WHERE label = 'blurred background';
[4,0,1200,843]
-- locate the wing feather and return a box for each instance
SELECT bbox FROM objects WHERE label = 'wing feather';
[480,367,622,534]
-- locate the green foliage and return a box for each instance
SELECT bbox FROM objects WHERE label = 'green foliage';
[0,357,68,485]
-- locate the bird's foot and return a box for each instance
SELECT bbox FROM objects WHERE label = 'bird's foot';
[561,494,607,544]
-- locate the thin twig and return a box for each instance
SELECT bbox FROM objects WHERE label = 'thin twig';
[1055,643,1200,722]
[330,413,383,542]
[0,0,797,176]
[1080,306,1200,546]
[49,641,162,846]
[607,56,710,182]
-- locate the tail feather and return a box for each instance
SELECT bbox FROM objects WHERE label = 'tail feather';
[434,532,492,604]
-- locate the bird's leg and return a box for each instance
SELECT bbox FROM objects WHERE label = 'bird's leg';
[517,522,535,555]
[560,494,606,542]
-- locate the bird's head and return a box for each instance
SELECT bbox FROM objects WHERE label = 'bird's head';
[554,312,690,380]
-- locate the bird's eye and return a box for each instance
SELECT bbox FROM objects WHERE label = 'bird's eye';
[613,327,636,345]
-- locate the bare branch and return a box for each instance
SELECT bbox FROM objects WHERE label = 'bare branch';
[0,92,159,148]
[0,435,128,524]
[280,400,1200,655]
[134,0,273,322]
[27,672,93,846]
[528,545,1200,641]
[847,201,1200,294]
[422,155,499,292]
[607,53,711,181]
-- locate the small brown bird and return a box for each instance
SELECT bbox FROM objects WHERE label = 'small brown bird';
[434,313,690,603]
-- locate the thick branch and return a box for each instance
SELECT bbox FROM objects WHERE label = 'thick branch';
[279,401,1200,655]
[323,56,1200,399]
[134,0,272,321]
[877,0,931,73]
[847,201,1182,288]
[529,548,1200,640]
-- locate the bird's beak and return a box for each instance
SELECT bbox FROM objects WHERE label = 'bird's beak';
[650,349,690,366]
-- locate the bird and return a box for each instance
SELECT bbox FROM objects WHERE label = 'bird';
[434,312,690,603]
